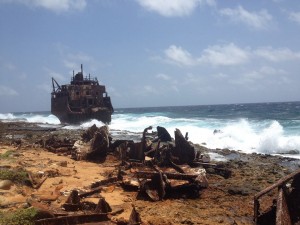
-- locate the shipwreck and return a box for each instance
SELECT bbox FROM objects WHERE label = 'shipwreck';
[51,64,113,124]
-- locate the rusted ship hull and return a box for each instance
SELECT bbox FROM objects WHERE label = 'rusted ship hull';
[51,65,113,124]
[51,97,112,124]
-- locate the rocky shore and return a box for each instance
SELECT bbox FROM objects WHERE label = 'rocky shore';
[0,121,300,225]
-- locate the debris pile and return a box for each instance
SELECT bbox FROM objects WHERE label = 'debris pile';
[32,124,227,224]
[44,124,220,203]
[2,121,300,224]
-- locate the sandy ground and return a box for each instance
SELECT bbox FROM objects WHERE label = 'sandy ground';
[1,122,300,224]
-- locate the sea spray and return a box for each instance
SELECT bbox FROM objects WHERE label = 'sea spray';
[1,102,300,158]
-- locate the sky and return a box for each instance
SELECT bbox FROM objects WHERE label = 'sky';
[0,0,300,113]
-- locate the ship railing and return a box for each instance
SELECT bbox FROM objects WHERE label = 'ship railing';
[71,76,98,83]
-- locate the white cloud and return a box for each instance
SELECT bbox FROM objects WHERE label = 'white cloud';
[2,0,86,12]
[165,45,197,66]
[200,43,250,66]
[0,85,18,96]
[220,6,272,30]
[136,0,216,17]
[163,44,300,67]
[289,11,300,24]
[255,47,300,62]
[164,43,250,67]
[156,73,171,80]
[231,66,287,85]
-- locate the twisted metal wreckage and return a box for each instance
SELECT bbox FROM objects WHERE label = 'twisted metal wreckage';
[33,124,300,225]
[34,125,230,225]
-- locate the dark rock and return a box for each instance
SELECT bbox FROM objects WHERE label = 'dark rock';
[228,186,251,196]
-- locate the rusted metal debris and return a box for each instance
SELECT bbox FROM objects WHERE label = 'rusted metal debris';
[35,213,110,225]
[254,168,300,225]
[173,128,196,164]
[35,183,140,225]
[37,135,75,154]
[72,125,111,160]
[35,125,233,223]
[40,125,232,202]
[128,205,142,225]
[36,201,140,225]
[28,172,48,189]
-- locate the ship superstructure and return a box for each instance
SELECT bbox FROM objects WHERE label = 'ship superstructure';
[51,65,113,124]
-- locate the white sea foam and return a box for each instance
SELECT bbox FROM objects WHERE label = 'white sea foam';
[0,113,60,124]
[109,114,300,156]
[25,114,61,124]
[1,111,300,157]
[0,113,16,120]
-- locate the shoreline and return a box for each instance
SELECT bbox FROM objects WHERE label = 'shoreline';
[1,121,300,224]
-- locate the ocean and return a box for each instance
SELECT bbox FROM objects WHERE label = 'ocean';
[1,101,300,158]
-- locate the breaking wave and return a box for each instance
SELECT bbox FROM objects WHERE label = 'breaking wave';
[108,114,300,158]
[0,112,60,124]
[1,102,300,158]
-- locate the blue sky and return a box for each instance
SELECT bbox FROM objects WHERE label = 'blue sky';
[0,0,300,113]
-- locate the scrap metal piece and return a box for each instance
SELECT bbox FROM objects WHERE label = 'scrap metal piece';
[173,128,196,164]
[94,197,112,214]
[276,188,292,225]
[35,213,109,225]
[128,205,142,225]
[63,190,81,211]
[254,168,300,225]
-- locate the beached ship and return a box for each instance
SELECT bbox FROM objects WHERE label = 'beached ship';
[51,65,113,124]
